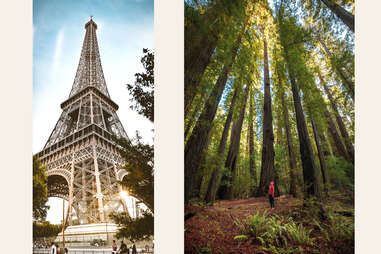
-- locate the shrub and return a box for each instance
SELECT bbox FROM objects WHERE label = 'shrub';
[326,156,354,190]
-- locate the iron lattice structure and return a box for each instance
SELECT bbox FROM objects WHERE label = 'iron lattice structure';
[36,18,130,225]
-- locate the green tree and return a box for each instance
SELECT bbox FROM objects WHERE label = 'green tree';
[33,156,49,221]
[110,211,153,242]
[33,221,62,239]
[115,134,154,211]
[111,48,154,241]
[126,48,154,122]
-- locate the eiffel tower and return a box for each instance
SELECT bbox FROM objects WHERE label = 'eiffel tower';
[36,18,130,227]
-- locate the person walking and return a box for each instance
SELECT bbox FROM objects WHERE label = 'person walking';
[50,242,56,254]
[268,181,275,210]
[112,240,118,254]
[132,243,137,254]
[119,240,128,254]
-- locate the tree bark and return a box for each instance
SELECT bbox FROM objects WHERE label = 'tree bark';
[248,88,257,194]
[256,38,277,197]
[184,4,221,117]
[193,130,213,198]
[204,86,239,204]
[320,0,354,32]
[284,48,321,198]
[319,73,354,164]
[219,85,249,200]
[311,117,329,194]
[319,132,331,157]
[281,89,297,197]
[184,0,247,117]
[184,21,247,203]
[324,109,351,163]
[185,92,208,142]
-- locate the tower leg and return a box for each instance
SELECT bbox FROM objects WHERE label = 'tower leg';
[81,162,87,224]
[93,144,105,222]
[114,164,130,217]
[68,158,75,225]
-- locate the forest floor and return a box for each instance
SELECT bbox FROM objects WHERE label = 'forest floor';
[185,192,354,254]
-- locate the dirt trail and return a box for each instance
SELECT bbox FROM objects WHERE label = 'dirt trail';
[185,195,300,254]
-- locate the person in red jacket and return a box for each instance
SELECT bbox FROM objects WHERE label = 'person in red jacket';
[268,181,275,209]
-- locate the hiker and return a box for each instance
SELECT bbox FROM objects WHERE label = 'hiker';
[112,240,118,254]
[50,242,56,254]
[268,181,275,209]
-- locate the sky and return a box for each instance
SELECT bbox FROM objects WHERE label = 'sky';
[33,0,153,224]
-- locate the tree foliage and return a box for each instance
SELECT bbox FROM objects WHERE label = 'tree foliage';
[33,156,49,221]
[110,211,154,242]
[33,221,62,239]
[126,48,154,122]
[111,48,154,241]
[115,134,154,211]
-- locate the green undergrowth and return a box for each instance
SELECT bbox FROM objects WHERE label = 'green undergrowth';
[232,196,354,253]
[233,211,316,253]
[195,246,212,254]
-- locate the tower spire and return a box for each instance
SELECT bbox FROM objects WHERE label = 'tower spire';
[42,19,128,149]
[69,16,110,98]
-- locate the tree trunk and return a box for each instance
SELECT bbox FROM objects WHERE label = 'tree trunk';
[185,92,208,143]
[184,0,247,117]
[319,40,354,100]
[185,21,247,203]
[204,86,239,204]
[219,85,249,200]
[184,4,221,117]
[185,42,217,118]
[326,129,340,157]
[320,0,354,32]
[324,109,351,162]
[193,130,213,198]
[256,38,276,197]
[311,117,329,194]
[320,132,332,157]
[281,89,298,197]
[319,74,354,164]
[284,48,321,198]
[248,88,257,195]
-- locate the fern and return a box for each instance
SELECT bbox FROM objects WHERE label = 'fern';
[233,234,248,240]
[285,222,314,245]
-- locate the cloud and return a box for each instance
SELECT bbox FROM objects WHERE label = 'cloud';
[51,28,64,79]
